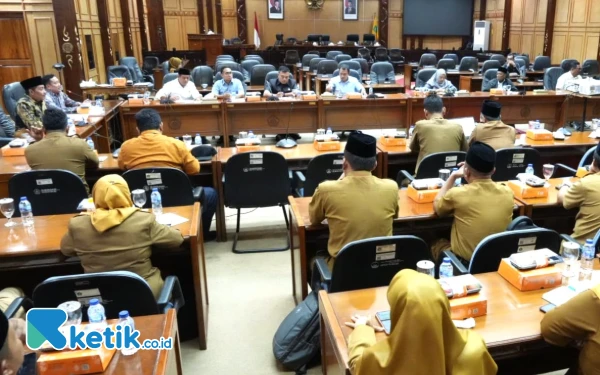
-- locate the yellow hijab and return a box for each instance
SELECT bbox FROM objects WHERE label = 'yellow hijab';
[353,270,497,375]
[169,57,182,73]
[90,175,138,233]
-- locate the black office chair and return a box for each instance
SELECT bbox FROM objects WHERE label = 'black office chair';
[8,271,184,320]
[514,57,526,69]
[244,55,265,64]
[370,62,395,84]
[315,236,431,293]
[561,59,578,72]
[340,60,362,77]
[375,47,389,62]
[122,167,203,207]
[490,54,506,65]
[307,34,321,44]
[326,51,343,60]
[120,56,154,85]
[444,228,563,275]
[398,152,466,184]
[389,49,405,67]
[346,34,359,44]
[554,146,596,176]
[335,54,352,63]
[284,50,300,65]
[142,56,160,75]
[458,56,479,72]
[241,60,260,82]
[2,82,25,120]
[437,58,455,71]
[275,34,284,46]
[250,64,276,86]
[482,60,501,74]
[224,152,291,253]
[286,37,298,44]
[415,68,437,88]
[358,48,371,61]
[332,69,360,81]
[363,34,376,46]
[544,67,564,90]
[317,60,338,75]
[231,37,242,44]
[533,55,551,71]
[419,53,437,68]
[443,53,459,66]
[516,54,530,69]
[163,73,178,85]
[320,35,330,45]
[8,170,87,216]
[215,61,242,74]
[301,54,319,69]
[307,50,320,56]
[294,153,344,197]
[223,39,231,45]
[483,69,498,89]
[351,58,369,77]
[107,65,133,82]
[582,59,600,76]
[492,148,541,182]
[265,71,279,84]
[191,66,214,87]
[308,58,325,73]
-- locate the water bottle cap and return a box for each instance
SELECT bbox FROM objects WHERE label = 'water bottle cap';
[87,137,91,140]
[452,168,458,171]
[20,197,27,201]
[152,188,158,192]
[89,298,99,305]
[527,164,533,167]
[442,257,451,263]
[586,239,593,244]
[118,310,129,318]
[196,133,200,136]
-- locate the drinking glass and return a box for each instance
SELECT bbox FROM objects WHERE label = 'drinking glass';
[182,135,192,146]
[58,301,83,326]
[0,198,17,227]
[416,260,435,277]
[543,164,555,181]
[131,189,146,209]
[438,169,451,181]
[201,83,208,89]
[561,241,581,279]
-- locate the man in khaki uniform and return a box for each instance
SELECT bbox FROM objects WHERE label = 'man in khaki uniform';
[25,108,99,194]
[309,132,399,267]
[433,141,514,263]
[558,147,600,244]
[469,100,516,150]
[410,92,467,172]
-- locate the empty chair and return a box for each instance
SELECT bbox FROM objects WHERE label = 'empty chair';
[363,33,375,45]
[9,170,87,216]
[490,54,506,65]
[443,53,459,66]
[307,50,320,56]
[358,48,371,61]
[398,152,466,184]
[244,55,264,64]
[286,37,298,44]
[2,82,25,120]
[308,57,325,73]
[555,146,596,176]
[582,59,599,76]
[223,39,231,45]
[230,37,242,44]
[514,57,527,69]
[458,56,478,71]
[482,60,501,74]
[216,54,234,61]
[119,56,151,84]
[335,54,352,63]
[107,65,133,81]
[419,53,437,68]
[284,50,300,65]
[375,47,389,62]
[307,34,321,43]
[389,49,405,66]
[416,68,437,88]
[275,33,283,45]
[161,60,170,74]
[215,61,242,74]
[482,68,498,89]
[163,73,178,85]
[250,64,276,86]
[320,35,330,45]
[241,60,260,81]
[332,68,360,80]
[543,67,564,90]
[301,53,319,69]
[492,148,541,181]
[326,50,343,60]
[191,65,214,86]
[352,58,369,76]
[142,56,160,74]
[370,62,395,84]
[346,34,359,44]
[561,59,578,72]
[317,59,338,75]
[294,153,344,197]
[533,55,551,71]
[437,58,455,71]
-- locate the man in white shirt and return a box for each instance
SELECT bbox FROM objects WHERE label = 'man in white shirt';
[556,61,582,92]
[325,65,366,96]
[154,68,201,101]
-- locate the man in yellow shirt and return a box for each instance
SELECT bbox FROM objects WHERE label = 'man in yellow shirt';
[433,141,514,263]
[118,108,217,240]
[469,100,516,150]
[309,132,399,267]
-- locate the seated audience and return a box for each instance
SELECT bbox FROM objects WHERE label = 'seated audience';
[60,174,184,298]
[43,74,81,113]
[211,67,245,99]
[25,108,99,194]
[433,142,514,263]
[556,61,582,92]
[0,107,15,138]
[424,69,457,94]
[482,67,516,92]
[347,269,497,375]
[503,54,521,75]
[0,312,26,375]
[409,93,467,172]
[541,284,600,375]
[558,147,600,244]
[309,132,398,268]
[326,65,366,96]
[155,68,201,101]
[118,108,217,240]
[16,76,46,141]
[469,100,516,150]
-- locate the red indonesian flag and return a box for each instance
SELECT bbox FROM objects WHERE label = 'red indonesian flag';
[254,12,261,49]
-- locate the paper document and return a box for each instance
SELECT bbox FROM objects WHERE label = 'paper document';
[449,117,476,137]
[98,156,107,162]
[156,213,189,226]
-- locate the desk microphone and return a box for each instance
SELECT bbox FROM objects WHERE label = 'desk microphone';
[66,90,88,101]
[276,101,297,148]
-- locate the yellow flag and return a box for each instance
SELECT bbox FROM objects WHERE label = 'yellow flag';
[371,13,379,41]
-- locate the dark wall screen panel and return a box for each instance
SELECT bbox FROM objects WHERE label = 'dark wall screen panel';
[403,0,474,36]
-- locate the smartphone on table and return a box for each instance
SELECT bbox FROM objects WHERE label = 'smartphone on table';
[375,311,391,335]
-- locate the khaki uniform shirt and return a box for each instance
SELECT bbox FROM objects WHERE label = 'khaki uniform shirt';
[541,288,600,375]
[435,179,514,260]
[308,171,399,264]
[409,116,468,172]
[563,173,600,244]
[118,130,200,174]
[25,132,99,194]
[469,120,516,150]
[60,210,184,298]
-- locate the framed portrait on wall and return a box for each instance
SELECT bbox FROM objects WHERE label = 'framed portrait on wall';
[343,0,358,20]
[268,0,284,19]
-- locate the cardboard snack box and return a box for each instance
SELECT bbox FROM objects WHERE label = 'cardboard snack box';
[498,258,562,291]
[526,129,553,141]
[314,140,341,151]
[507,180,549,199]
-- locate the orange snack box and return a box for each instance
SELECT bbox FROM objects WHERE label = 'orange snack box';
[37,343,116,375]
[507,180,549,199]
[314,140,341,151]
[302,95,317,101]
[379,136,407,146]
[346,93,363,100]
[490,88,504,95]
[1,143,27,157]
[76,106,90,114]
[245,95,260,102]
[111,77,126,87]
[127,98,143,105]
[498,258,562,291]
[449,294,488,320]
[236,145,261,152]
[526,129,553,141]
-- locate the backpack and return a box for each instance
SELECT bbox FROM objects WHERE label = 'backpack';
[272,289,321,374]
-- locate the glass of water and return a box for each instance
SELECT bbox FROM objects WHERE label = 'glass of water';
[438,169,451,181]
[182,135,192,146]
[58,301,83,326]
[201,83,208,89]
[543,164,555,181]
[561,241,580,279]
[131,189,146,209]
[0,198,17,227]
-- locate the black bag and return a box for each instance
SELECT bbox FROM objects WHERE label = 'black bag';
[272,289,321,374]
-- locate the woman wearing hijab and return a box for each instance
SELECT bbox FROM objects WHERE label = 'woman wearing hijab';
[168,57,182,73]
[347,269,497,375]
[60,174,184,298]
[425,69,457,93]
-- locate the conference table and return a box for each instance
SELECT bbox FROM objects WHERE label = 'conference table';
[75,99,123,153]
[81,85,150,99]
[0,204,210,350]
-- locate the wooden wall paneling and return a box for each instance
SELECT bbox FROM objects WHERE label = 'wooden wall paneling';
[163,0,199,50]
[551,0,600,63]
[0,12,33,111]
[120,0,135,56]
[146,0,166,50]
[378,0,389,47]
[197,0,206,33]
[480,0,487,20]
[206,0,215,31]
[501,0,512,50]
[96,0,115,66]
[388,0,402,48]
[165,16,184,50]
[216,0,223,33]
[136,0,149,51]
[234,0,247,42]
[50,0,84,97]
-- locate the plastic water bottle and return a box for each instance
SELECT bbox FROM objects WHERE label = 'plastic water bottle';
[248,130,255,138]
[18,197,33,227]
[580,239,595,281]
[369,86,374,96]
[326,127,333,135]
[439,257,454,279]
[86,137,95,150]
[452,167,461,186]
[87,298,107,331]
[535,119,541,129]
[151,188,163,216]
[117,311,138,355]
[194,133,202,145]
[409,125,415,137]
[525,163,534,175]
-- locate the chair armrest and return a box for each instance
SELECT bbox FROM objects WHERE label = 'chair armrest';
[400,170,414,183]
[4,297,32,319]
[157,276,185,313]
[294,171,306,183]
[192,186,205,203]
[315,256,332,284]
[442,250,468,275]
[560,234,580,246]
[555,163,576,176]
[288,170,293,180]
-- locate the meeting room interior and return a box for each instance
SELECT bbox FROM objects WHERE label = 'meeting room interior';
[1,0,600,374]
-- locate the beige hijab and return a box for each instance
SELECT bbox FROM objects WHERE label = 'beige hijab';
[90,174,138,233]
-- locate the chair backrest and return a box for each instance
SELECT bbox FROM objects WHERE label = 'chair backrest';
[119,57,143,82]
[265,70,279,84]
[419,53,437,68]
[241,60,260,81]
[544,67,564,90]
[250,64,276,86]
[514,57,526,68]
[107,65,133,81]
[332,68,360,80]
[339,60,362,76]
[307,50,320,56]
[317,59,338,74]
[490,54,506,65]
[33,271,160,320]
[191,65,214,86]
[416,68,437,88]
[437,58,455,71]
[302,153,344,196]
[329,236,431,293]
[308,58,325,72]
[363,34,375,44]
[286,37,298,43]
[468,228,562,274]
[163,73,178,85]
[301,54,319,67]
[582,59,600,76]
[335,54,352,63]
[2,82,25,120]
[326,51,343,60]
[162,61,170,74]
[561,58,578,72]
[375,47,389,61]
[321,35,330,44]
[122,167,195,208]
[358,48,371,60]
[284,50,300,64]
[352,58,369,75]
[579,146,596,168]
[215,60,242,74]
[492,147,541,181]
[370,62,394,83]
[231,37,242,44]
[443,53,459,65]
[482,60,501,74]
[403,152,466,182]
[217,55,234,61]
[458,56,478,71]
[8,170,87,216]
[223,39,231,45]
[142,56,160,73]
[224,152,290,208]
[244,55,264,64]
[483,68,498,88]
[346,34,359,43]
[516,54,530,68]
[533,55,551,71]
[389,48,404,62]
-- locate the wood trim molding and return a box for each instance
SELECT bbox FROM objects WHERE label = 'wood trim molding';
[501,0,512,50]
[206,0,215,31]
[51,0,84,97]
[236,0,248,43]
[479,0,486,21]
[543,0,556,57]
[146,0,166,51]
[216,0,223,33]
[378,0,389,47]
[197,0,206,33]
[136,0,149,52]
[120,0,135,56]
[96,0,115,66]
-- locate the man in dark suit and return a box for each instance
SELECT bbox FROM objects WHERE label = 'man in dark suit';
[345,1,356,14]
[482,66,516,92]
[270,0,281,13]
